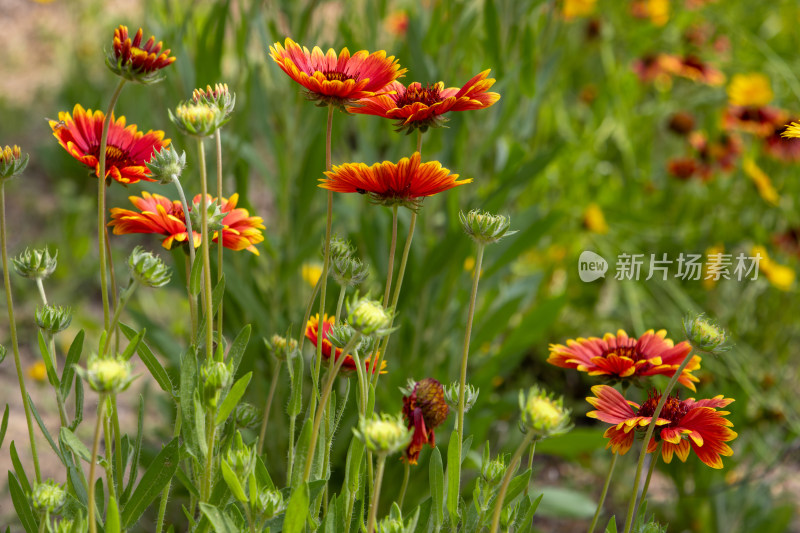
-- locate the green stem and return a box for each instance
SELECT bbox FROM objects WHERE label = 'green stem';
[155,404,182,533]
[366,454,387,533]
[49,336,69,428]
[214,130,224,340]
[0,184,41,482]
[286,414,297,485]
[489,432,535,533]
[101,280,138,357]
[334,284,347,323]
[110,395,124,494]
[197,138,214,363]
[587,453,618,533]
[622,352,696,533]
[202,408,218,502]
[258,360,283,454]
[244,505,257,533]
[310,104,336,422]
[382,206,398,307]
[641,443,661,502]
[303,332,362,482]
[37,512,46,533]
[185,255,198,340]
[35,278,47,306]
[173,177,196,266]
[87,395,106,533]
[105,228,120,354]
[398,461,410,510]
[297,275,321,354]
[103,404,118,503]
[97,79,127,331]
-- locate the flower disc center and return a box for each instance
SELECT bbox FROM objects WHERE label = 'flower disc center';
[397,83,443,108]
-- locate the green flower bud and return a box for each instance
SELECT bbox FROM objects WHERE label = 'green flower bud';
[0,145,29,181]
[190,196,226,232]
[481,455,506,485]
[265,334,297,362]
[353,413,412,456]
[128,246,171,288]
[12,247,57,280]
[443,381,480,413]
[76,354,135,394]
[332,255,370,287]
[327,235,356,263]
[193,83,236,118]
[52,518,80,533]
[377,504,414,533]
[357,334,378,356]
[683,313,729,354]
[201,359,233,408]
[30,480,66,513]
[234,403,260,429]
[518,385,572,438]
[169,100,226,137]
[255,488,285,520]
[459,209,515,245]
[326,323,358,350]
[146,147,187,185]
[347,295,393,336]
[225,432,256,479]
[35,304,72,335]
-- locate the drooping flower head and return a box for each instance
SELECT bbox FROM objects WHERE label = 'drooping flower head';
[50,104,169,185]
[402,378,450,464]
[108,191,264,254]
[107,25,176,83]
[347,70,500,133]
[548,329,701,391]
[269,38,406,108]
[586,385,737,469]
[320,152,470,210]
[305,314,385,374]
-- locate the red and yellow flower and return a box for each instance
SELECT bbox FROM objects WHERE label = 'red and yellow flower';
[348,70,500,132]
[548,329,701,391]
[108,191,264,254]
[50,104,169,185]
[402,378,450,464]
[305,314,386,374]
[319,152,470,209]
[107,25,176,83]
[269,38,405,107]
[586,385,737,469]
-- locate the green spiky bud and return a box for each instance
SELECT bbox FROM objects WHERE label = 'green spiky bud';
[76,354,135,394]
[265,334,297,362]
[35,304,72,335]
[347,295,393,336]
[169,100,226,137]
[30,480,66,513]
[128,246,171,288]
[225,432,256,479]
[327,234,356,263]
[443,381,480,413]
[146,147,187,185]
[193,83,236,118]
[481,454,506,485]
[518,385,572,438]
[201,359,233,408]
[326,323,359,351]
[459,210,515,245]
[332,255,370,286]
[0,145,28,181]
[190,196,226,232]
[255,488,285,520]
[234,403,260,429]
[683,313,729,354]
[12,247,57,280]
[353,413,411,456]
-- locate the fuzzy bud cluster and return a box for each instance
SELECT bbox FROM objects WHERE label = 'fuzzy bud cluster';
[129,246,171,288]
[146,147,187,185]
[35,305,72,335]
[353,413,411,456]
[30,480,66,514]
[0,145,28,180]
[77,355,135,394]
[518,385,572,438]
[13,247,57,281]
[443,381,480,413]
[683,313,729,354]
[347,295,393,336]
[266,334,297,362]
[459,209,515,245]
[201,359,233,408]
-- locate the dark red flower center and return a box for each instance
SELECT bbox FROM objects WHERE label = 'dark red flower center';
[104,145,136,168]
[323,70,357,82]
[637,390,689,429]
[396,83,443,108]
[603,345,643,362]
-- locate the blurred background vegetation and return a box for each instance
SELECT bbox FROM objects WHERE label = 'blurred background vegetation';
[2,0,799,531]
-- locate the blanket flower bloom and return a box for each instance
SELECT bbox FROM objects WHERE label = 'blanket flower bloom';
[269,38,405,107]
[305,314,386,374]
[586,385,737,469]
[320,152,470,209]
[548,329,701,391]
[347,70,500,133]
[106,25,176,84]
[50,104,169,185]
[108,191,264,254]
[402,378,449,464]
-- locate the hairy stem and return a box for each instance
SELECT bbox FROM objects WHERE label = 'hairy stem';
[587,453,618,533]
[366,454,387,533]
[258,360,283,454]
[197,139,214,363]
[87,395,106,533]
[489,431,535,533]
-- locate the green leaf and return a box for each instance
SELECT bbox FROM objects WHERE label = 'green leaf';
[60,427,91,462]
[446,430,461,526]
[228,324,252,374]
[106,495,121,533]
[536,486,596,519]
[286,351,304,417]
[121,438,180,528]
[60,329,84,398]
[430,447,444,528]
[283,482,310,533]
[503,468,532,507]
[291,419,312,488]
[28,393,64,463]
[221,460,248,503]
[10,441,30,493]
[215,371,252,425]
[120,323,174,395]
[120,328,145,362]
[605,516,618,533]
[121,395,145,506]
[189,254,203,296]
[199,503,239,533]
[345,438,365,493]
[194,392,208,459]
[0,404,9,448]
[37,330,60,387]
[8,472,36,533]
[534,428,607,460]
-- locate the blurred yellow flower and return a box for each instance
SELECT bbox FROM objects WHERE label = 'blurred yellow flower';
[562,0,596,19]
[463,256,475,271]
[752,245,794,291]
[743,158,779,206]
[646,0,670,26]
[301,263,323,287]
[27,361,47,382]
[728,73,773,107]
[703,244,725,290]
[583,204,609,234]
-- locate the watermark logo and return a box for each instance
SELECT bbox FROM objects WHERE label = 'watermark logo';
[578,250,608,282]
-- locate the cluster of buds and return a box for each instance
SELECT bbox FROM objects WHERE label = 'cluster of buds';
[106,25,175,84]
[201,359,233,408]
[518,385,572,438]
[0,145,28,181]
[353,413,412,456]
[265,334,298,362]
[190,196,226,232]
[76,354,135,394]
[459,209,515,245]
[170,100,227,137]
[129,246,172,288]
[35,304,72,335]
[376,504,417,533]
[683,313,729,354]
[254,488,285,521]
[347,294,394,336]
[146,147,187,185]
[12,247,57,281]
[193,83,236,118]
[443,381,480,413]
[30,480,66,514]
[225,431,257,479]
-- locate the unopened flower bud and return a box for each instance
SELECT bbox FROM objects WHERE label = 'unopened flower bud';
[146,147,187,184]
[353,413,411,456]
[35,305,72,335]
[519,385,572,438]
[266,334,297,362]
[77,355,135,394]
[30,480,66,513]
[226,432,256,479]
[358,334,378,355]
[106,25,175,84]
[459,210,515,244]
[201,359,233,408]
[234,403,260,429]
[377,516,406,533]
[327,235,355,262]
[683,313,729,353]
[190,197,226,232]
[193,83,236,117]
[169,101,225,137]
[255,488,285,520]
[52,519,79,533]
[326,323,358,350]
[12,247,57,280]
[443,381,480,413]
[332,255,370,286]
[482,455,506,485]
[129,246,171,288]
[347,295,393,336]
[0,145,28,180]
